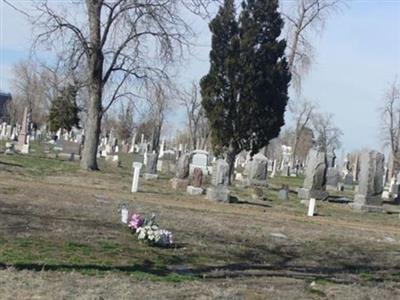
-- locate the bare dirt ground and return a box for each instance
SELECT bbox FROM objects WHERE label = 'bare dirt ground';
[1,152,400,299]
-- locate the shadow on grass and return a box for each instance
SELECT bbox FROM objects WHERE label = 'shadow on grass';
[184,263,400,284]
[234,200,272,208]
[0,260,172,276]
[0,160,23,168]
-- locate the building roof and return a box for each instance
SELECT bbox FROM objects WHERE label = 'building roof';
[0,92,12,104]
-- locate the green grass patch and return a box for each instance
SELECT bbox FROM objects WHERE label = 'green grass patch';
[0,236,196,282]
[0,152,79,176]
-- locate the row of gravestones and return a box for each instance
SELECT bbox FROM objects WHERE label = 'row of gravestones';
[298,149,388,213]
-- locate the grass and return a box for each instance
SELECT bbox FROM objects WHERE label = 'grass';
[0,235,195,282]
[1,143,400,298]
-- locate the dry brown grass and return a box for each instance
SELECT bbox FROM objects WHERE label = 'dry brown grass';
[1,152,400,299]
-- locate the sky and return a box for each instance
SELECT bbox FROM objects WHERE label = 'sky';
[1,0,400,153]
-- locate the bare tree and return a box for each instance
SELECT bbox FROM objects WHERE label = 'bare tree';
[312,112,342,155]
[7,0,215,170]
[10,60,48,126]
[289,98,316,165]
[381,78,400,179]
[282,0,342,90]
[178,81,209,150]
[147,83,170,154]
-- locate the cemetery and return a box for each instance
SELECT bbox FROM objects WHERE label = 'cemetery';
[1,137,400,298]
[1,0,399,299]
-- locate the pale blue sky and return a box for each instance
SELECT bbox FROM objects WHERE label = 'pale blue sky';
[1,1,399,152]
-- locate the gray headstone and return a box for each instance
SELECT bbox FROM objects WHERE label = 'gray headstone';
[207,159,230,202]
[326,167,340,191]
[352,150,384,212]
[298,149,328,200]
[176,153,190,179]
[343,172,354,185]
[211,159,229,186]
[145,153,158,174]
[246,153,268,186]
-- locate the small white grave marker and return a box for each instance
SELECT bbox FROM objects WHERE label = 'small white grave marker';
[307,198,316,217]
[121,204,128,224]
[131,162,143,193]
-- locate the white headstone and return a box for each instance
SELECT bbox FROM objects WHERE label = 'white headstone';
[131,162,143,193]
[307,198,316,217]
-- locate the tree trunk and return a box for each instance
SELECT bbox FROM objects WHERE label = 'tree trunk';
[226,144,236,186]
[287,27,300,74]
[80,84,102,170]
[81,0,103,171]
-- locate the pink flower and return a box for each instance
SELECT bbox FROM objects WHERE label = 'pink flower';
[128,213,144,231]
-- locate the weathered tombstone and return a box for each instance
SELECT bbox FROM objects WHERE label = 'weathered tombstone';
[157,150,176,174]
[131,162,143,193]
[270,159,277,178]
[171,153,190,189]
[16,107,29,153]
[298,149,328,200]
[129,133,137,153]
[245,153,268,186]
[343,172,354,186]
[278,184,289,201]
[206,159,230,202]
[282,165,290,177]
[143,153,158,180]
[326,167,341,191]
[351,150,384,212]
[60,140,81,160]
[187,168,204,195]
[190,150,209,175]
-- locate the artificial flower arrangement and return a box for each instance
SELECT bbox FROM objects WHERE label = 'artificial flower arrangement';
[128,213,173,247]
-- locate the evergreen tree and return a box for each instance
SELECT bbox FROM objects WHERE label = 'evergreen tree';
[49,85,80,132]
[239,0,290,152]
[201,0,291,183]
[200,0,240,182]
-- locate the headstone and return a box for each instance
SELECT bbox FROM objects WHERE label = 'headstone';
[144,153,158,180]
[270,159,277,178]
[131,162,143,193]
[282,165,290,177]
[326,167,341,191]
[190,150,209,175]
[16,107,29,153]
[298,149,328,200]
[129,133,137,153]
[60,140,81,160]
[351,150,384,212]
[278,185,289,200]
[206,159,230,202]
[187,168,204,195]
[307,198,316,216]
[176,153,190,179]
[192,167,203,187]
[171,153,190,189]
[245,153,268,186]
[157,150,176,174]
[343,172,354,186]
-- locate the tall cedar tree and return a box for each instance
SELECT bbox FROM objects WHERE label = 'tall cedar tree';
[200,0,240,183]
[49,85,80,133]
[201,0,291,184]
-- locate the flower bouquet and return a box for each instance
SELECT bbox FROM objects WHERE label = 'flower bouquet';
[127,213,173,247]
